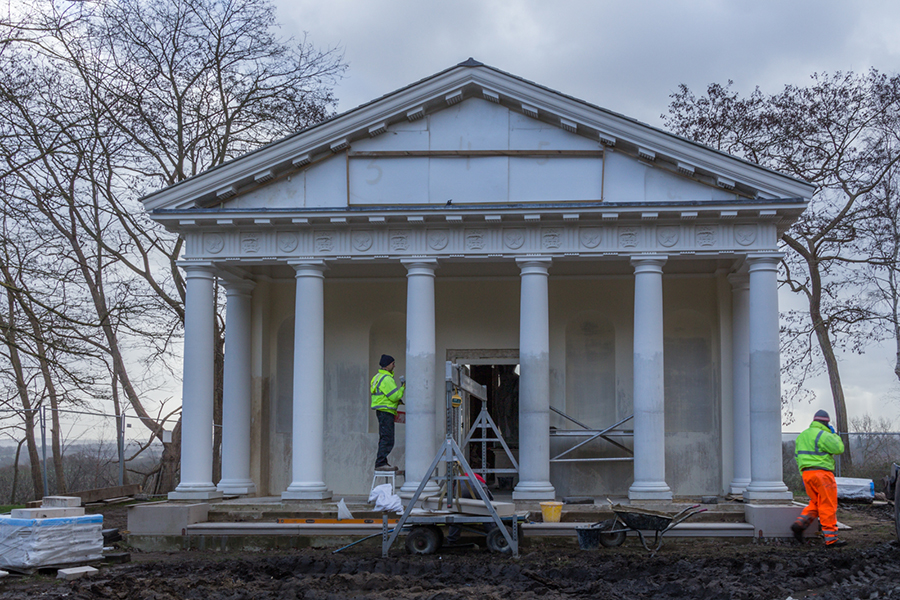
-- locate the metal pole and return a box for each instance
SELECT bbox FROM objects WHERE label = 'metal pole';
[117,413,126,486]
[40,405,48,497]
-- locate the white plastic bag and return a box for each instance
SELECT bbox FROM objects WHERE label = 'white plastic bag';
[367,483,403,512]
[336,498,354,520]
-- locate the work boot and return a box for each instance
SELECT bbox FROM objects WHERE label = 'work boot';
[375,464,398,472]
[826,539,848,548]
[790,522,805,543]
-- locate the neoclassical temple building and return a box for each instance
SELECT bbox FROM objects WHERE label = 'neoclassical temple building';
[142,60,812,502]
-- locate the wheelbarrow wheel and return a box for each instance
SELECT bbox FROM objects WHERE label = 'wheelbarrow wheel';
[486,526,513,554]
[405,525,442,555]
[597,518,627,548]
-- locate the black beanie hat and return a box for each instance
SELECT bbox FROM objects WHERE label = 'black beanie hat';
[813,409,830,423]
[379,354,395,368]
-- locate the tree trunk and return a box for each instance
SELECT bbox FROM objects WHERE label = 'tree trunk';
[807,257,853,470]
[1,292,44,500]
[9,438,24,504]
[157,418,182,494]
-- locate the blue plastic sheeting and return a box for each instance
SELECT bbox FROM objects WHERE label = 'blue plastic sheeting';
[0,514,103,527]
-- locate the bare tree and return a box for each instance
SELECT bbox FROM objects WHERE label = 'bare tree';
[0,0,345,494]
[664,71,900,466]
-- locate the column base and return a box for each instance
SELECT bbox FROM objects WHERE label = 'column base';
[729,478,751,495]
[628,482,673,501]
[399,481,441,496]
[282,482,332,500]
[742,490,793,502]
[216,479,257,496]
[168,489,223,501]
[282,490,332,500]
[512,481,555,501]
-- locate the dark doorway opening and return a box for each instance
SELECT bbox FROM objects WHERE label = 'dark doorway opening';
[464,364,519,489]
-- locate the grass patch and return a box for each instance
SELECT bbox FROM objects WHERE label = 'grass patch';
[0,504,25,514]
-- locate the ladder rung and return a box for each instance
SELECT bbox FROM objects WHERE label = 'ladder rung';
[467,438,501,442]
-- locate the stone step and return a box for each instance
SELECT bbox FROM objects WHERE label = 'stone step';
[11,507,85,519]
[57,566,99,581]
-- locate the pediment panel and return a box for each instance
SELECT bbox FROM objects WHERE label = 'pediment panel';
[143,60,814,214]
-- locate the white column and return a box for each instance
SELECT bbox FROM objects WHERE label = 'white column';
[728,273,752,494]
[628,256,672,501]
[169,264,222,500]
[400,260,440,494]
[743,254,792,501]
[513,258,555,500]
[283,262,332,500]
[217,279,257,496]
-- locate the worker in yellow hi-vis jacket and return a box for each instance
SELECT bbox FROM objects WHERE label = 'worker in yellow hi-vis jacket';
[370,354,405,472]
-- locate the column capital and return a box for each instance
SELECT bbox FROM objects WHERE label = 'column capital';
[516,257,552,274]
[745,252,783,272]
[177,261,216,278]
[630,254,667,272]
[222,278,256,295]
[402,258,439,276]
[288,260,327,278]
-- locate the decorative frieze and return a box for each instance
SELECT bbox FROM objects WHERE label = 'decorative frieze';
[389,230,410,252]
[734,224,757,246]
[465,229,487,250]
[656,226,679,248]
[541,228,562,250]
[185,219,776,262]
[240,234,261,254]
[618,226,639,248]
[579,227,602,249]
[695,225,717,247]
[352,231,373,252]
[277,232,299,253]
[204,233,225,254]
[428,230,449,250]
[314,231,335,253]
[504,228,526,250]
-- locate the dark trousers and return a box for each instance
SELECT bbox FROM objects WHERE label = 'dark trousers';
[375,410,395,467]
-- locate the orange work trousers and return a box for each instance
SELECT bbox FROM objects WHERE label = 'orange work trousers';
[800,469,839,544]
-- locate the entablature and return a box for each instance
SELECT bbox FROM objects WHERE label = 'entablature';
[174,203,794,263]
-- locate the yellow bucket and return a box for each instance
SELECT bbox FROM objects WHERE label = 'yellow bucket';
[540,501,563,523]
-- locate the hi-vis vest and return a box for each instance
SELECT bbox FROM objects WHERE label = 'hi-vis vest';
[370,369,404,415]
[794,421,844,473]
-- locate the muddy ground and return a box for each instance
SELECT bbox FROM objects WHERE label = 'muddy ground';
[2,503,899,600]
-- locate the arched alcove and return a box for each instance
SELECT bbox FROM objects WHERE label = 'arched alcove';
[664,309,714,433]
[275,316,294,434]
[664,307,720,495]
[565,312,616,427]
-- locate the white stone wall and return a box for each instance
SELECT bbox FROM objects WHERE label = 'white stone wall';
[251,272,725,496]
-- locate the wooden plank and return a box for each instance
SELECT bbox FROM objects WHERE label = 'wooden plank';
[69,484,141,505]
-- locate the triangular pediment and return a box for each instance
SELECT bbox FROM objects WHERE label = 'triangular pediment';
[141,60,814,213]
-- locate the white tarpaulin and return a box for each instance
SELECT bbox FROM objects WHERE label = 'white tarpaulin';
[835,477,875,501]
[0,514,103,570]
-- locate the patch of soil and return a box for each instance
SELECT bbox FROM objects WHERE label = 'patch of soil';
[3,503,898,599]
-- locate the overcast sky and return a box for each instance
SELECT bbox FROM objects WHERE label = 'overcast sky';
[275,0,900,127]
[269,0,900,430]
[11,1,896,450]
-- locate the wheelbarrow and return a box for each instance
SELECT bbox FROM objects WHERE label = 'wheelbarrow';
[576,501,707,556]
